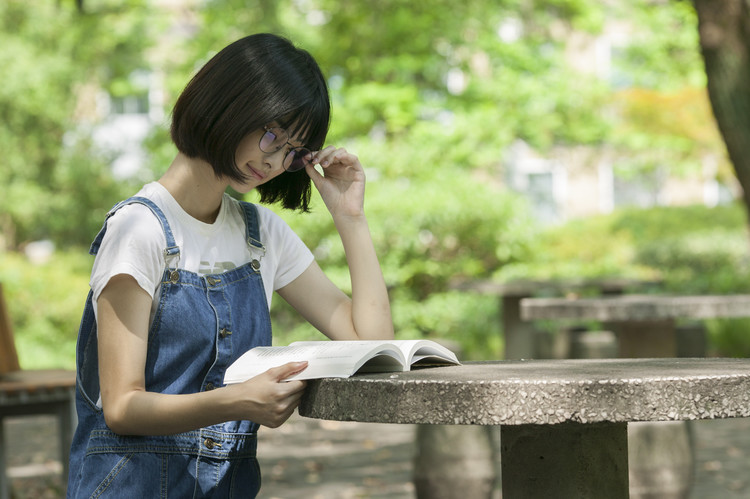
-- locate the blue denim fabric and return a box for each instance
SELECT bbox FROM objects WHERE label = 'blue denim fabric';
[68,197,271,498]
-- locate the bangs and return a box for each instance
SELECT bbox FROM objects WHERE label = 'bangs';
[279,99,330,152]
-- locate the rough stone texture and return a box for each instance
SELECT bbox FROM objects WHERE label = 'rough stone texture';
[520,294,750,322]
[298,359,750,425]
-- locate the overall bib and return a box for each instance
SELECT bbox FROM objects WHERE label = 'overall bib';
[67,197,271,498]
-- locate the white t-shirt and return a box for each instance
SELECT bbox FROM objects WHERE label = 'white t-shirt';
[90,182,314,320]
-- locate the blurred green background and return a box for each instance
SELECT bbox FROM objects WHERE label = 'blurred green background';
[2,0,749,369]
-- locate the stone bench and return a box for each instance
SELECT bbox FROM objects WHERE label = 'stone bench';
[299,359,750,499]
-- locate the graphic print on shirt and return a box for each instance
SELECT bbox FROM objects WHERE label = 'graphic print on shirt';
[199,261,238,275]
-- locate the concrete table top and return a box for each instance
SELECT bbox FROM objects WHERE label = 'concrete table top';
[299,358,750,426]
[520,294,750,322]
[453,278,661,360]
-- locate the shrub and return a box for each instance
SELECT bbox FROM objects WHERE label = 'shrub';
[0,250,91,369]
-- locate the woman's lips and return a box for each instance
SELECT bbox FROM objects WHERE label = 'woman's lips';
[247,164,265,180]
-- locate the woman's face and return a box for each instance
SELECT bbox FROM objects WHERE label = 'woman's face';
[229,125,305,193]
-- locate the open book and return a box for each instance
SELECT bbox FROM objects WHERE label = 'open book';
[223,340,460,383]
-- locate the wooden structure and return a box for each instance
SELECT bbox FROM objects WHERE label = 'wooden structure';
[0,282,76,499]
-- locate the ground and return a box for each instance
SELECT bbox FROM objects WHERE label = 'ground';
[5,413,750,498]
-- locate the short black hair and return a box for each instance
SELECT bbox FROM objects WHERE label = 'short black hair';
[170,33,330,211]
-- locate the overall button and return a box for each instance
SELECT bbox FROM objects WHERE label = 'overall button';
[206,276,221,286]
[219,328,232,339]
[169,270,179,284]
[205,382,215,391]
[203,437,221,450]
[251,259,261,271]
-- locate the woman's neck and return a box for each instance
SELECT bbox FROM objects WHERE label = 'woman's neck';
[158,153,228,224]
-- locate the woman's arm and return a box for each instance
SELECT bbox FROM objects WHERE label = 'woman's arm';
[97,274,308,435]
[278,147,394,341]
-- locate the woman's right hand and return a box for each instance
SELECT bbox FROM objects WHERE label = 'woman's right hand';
[225,361,309,428]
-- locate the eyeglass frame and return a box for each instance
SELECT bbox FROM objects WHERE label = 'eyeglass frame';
[258,126,312,172]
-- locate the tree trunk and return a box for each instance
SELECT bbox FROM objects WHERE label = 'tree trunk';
[693,0,750,228]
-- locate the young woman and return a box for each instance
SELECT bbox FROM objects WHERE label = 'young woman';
[67,33,393,498]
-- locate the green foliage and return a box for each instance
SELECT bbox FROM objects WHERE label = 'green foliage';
[506,202,750,357]
[609,87,728,180]
[612,203,746,240]
[10,202,750,368]
[390,292,503,359]
[502,202,750,287]
[603,2,728,180]
[498,209,649,283]
[330,82,420,136]
[0,251,92,369]
[628,204,750,294]
[1,0,747,365]
[250,164,537,359]
[610,0,705,91]
[0,0,154,248]
[637,231,750,292]
[705,318,750,358]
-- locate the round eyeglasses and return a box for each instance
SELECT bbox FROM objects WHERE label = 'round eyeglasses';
[259,126,312,172]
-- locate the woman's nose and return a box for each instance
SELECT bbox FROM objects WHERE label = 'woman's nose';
[263,149,287,171]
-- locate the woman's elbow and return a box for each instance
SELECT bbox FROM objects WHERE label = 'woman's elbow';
[102,406,128,434]
[101,396,137,435]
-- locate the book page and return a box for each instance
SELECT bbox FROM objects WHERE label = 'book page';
[391,340,460,365]
[224,340,459,384]
[288,341,406,376]
[224,342,406,383]
[293,340,459,368]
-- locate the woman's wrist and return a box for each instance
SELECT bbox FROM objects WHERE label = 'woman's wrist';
[332,211,368,231]
[215,383,247,422]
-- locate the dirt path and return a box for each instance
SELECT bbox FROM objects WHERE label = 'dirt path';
[5,413,750,498]
[257,416,416,499]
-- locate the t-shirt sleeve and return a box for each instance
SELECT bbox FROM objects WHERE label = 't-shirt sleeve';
[89,204,167,301]
[257,206,315,290]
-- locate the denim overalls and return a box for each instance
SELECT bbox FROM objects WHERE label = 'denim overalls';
[67,197,271,498]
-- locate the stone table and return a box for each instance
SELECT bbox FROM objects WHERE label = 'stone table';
[520,294,750,357]
[452,278,660,359]
[519,293,750,497]
[299,359,750,499]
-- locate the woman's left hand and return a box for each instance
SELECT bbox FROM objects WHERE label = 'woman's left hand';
[305,146,366,220]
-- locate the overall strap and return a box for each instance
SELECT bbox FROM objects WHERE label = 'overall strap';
[88,196,180,263]
[239,201,265,252]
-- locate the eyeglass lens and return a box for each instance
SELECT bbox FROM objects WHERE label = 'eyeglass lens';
[285,148,312,172]
[260,128,312,172]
